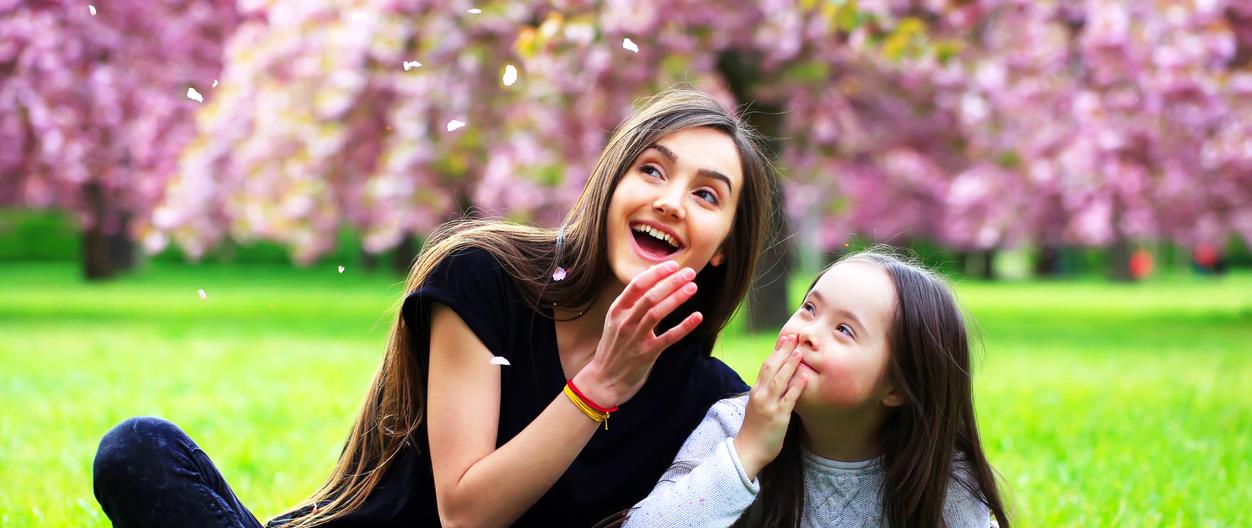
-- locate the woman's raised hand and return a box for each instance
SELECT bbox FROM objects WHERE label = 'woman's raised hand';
[733,334,808,479]
[574,261,702,407]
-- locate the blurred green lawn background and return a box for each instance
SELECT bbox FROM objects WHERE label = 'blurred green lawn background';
[1,260,1249,526]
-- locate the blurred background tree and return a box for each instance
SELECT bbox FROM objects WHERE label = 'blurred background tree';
[3,0,1250,305]
[0,0,241,279]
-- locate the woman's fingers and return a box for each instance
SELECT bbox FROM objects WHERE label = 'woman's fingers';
[639,281,698,331]
[614,261,680,311]
[651,311,703,351]
[623,266,696,328]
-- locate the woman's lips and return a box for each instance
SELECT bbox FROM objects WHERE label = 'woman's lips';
[628,226,678,262]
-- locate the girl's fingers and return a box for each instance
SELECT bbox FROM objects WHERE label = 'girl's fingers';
[781,373,808,407]
[757,335,795,385]
[771,349,803,396]
[615,261,680,310]
[651,311,703,352]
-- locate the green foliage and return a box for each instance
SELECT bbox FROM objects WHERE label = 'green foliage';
[0,263,1248,526]
[0,209,79,261]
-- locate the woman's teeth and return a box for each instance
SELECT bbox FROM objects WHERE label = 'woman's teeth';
[632,224,679,249]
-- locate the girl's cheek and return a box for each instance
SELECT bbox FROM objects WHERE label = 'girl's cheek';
[817,362,876,408]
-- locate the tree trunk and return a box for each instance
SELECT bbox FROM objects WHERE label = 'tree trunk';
[1107,238,1133,282]
[390,236,418,276]
[81,182,133,280]
[719,50,792,332]
[360,249,379,272]
[959,249,996,280]
[1034,245,1063,277]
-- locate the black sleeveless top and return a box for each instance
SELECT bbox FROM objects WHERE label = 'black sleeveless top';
[273,248,747,527]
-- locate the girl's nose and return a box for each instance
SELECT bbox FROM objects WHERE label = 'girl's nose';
[796,325,818,352]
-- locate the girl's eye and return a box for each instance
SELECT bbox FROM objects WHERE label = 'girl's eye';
[695,188,720,205]
[837,324,855,339]
[641,164,663,179]
[802,302,815,315]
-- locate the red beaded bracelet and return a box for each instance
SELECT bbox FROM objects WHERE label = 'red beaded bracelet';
[565,379,619,414]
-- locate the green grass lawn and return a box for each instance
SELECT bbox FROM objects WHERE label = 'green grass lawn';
[1,261,1249,526]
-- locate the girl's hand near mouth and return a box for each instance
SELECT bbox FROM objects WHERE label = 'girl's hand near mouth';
[733,333,809,479]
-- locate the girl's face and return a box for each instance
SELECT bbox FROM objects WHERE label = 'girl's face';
[783,260,903,414]
[605,127,743,287]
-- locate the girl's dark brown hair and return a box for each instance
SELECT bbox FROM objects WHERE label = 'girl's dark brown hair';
[753,247,1010,528]
[272,89,779,527]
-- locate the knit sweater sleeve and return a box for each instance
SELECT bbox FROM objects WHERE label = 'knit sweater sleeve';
[942,459,993,528]
[622,395,758,528]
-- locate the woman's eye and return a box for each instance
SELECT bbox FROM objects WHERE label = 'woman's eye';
[837,324,855,338]
[802,302,815,314]
[641,165,663,179]
[695,188,719,205]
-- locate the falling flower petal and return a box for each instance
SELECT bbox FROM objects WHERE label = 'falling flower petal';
[212,79,218,88]
[467,8,482,14]
[338,265,345,273]
[502,64,518,86]
[186,87,203,103]
[403,60,422,71]
[446,119,466,132]
[552,266,567,281]
[88,5,96,15]
[198,289,207,300]
[622,38,639,53]
[490,356,511,366]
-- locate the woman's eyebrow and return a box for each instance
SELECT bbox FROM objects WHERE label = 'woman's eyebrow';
[808,289,869,338]
[646,144,734,193]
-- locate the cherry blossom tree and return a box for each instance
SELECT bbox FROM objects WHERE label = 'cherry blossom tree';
[0,0,240,278]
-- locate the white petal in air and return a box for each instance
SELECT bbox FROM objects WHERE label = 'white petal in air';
[212,79,218,88]
[446,119,466,132]
[403,60,422,71]
[198,289,207,300]
[622,38,639,53]
[89,5,96,15]
[338,265,345,273]
[490,356,511,366]
[186,88,204,103]
[502,64,518,86]
[467,8,482,14]
[552,266,567,281]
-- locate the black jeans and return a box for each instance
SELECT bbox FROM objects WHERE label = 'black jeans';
[93,417,265,528]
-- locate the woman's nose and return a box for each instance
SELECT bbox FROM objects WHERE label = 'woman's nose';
[652,186,685,220]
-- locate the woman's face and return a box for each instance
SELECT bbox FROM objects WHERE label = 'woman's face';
[604,127,744,287]
[782,260,901,414]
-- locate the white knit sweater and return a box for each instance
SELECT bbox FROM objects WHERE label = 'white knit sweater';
[622,395,991,528]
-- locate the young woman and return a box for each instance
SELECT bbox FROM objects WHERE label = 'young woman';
[622,249,1011,528]
[92,89,781,527]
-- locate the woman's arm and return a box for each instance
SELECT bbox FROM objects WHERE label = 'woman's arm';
[427,262,701,528]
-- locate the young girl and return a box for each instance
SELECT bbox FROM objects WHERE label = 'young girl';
[623,249,1011,527]
[92,90,780,527]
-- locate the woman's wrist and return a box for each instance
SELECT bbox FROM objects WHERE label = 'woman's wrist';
[570,366,625,409]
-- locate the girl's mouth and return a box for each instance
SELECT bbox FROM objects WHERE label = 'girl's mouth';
[629,222,682,261]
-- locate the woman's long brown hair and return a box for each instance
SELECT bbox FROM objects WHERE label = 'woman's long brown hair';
[753,248,1011,528]
[272,89,780,527]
